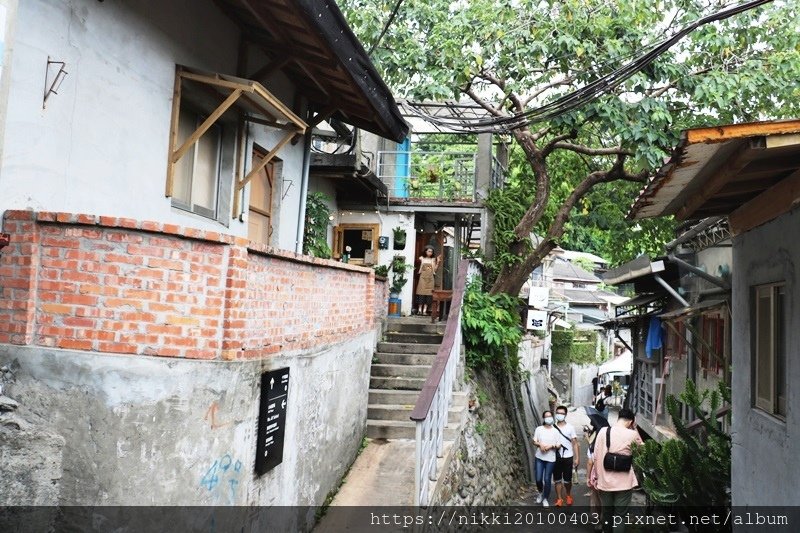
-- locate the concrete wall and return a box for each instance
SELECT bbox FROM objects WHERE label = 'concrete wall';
[1,332,373,511]
[731,207,799,506]
[0,0,306,249]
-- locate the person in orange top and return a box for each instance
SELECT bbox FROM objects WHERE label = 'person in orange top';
[592,408,643,533]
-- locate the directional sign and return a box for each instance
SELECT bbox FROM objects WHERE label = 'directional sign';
[255,367,290,476]
[527,309,547,331]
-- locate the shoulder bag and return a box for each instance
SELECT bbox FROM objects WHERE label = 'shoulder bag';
[602,427,633,472]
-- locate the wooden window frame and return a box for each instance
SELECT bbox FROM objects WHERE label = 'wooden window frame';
[333,223,380,265]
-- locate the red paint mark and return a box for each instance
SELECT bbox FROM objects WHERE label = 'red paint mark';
[204,402,231,430]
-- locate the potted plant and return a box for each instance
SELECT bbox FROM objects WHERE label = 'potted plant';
[389,255,411,297]
[373,264,389,278]
[392,226,406,250]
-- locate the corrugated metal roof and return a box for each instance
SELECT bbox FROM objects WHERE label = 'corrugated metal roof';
[628,118,800,221]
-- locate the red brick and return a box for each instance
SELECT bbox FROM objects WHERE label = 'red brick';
[41,237,80,248]
[147,258,184,271]
[40,303,73,315]
[58,338,93,350]
[61,294,98,306]
[98,342,138,354]
[63,317,96,328]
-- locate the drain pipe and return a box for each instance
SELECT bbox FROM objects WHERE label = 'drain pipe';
[506,346,534,483]
[654,274,689,307]
[294,119,313,254]
[667,254,730,290]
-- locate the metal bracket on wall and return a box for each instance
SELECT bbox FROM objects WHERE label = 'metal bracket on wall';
[43,58,68,109]
[282,179,293,200]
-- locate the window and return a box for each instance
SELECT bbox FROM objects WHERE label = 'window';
[665,320,687,360]
[697,313,725,374]
[753,283,786,418]
[247,148,280,245]
[173,109,222,218]
[333,224,379,265]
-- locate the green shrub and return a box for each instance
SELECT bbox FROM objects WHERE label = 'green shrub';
[461,279,522,371]
[633,380,731,531]
[551,330,596,364]
[303,192,332,258]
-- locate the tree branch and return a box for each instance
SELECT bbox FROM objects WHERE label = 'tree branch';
[520,75,576,108]
[549,142,634,157]
[464,87,505,118]
[477,71,524,114]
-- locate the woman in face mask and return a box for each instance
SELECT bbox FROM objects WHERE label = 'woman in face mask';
[532,410,560,506]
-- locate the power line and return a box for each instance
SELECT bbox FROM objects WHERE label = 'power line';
[404,0,774,133]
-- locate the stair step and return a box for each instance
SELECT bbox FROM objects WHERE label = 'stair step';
[374,352,437,365]
[370,376,427,390]
[371,364,431,379]
[368,389,420,405]
[368,404,464,422]
[376,342,440,354]
[386,321,447,335]
[366,420,461,440]
[385,332,443,344]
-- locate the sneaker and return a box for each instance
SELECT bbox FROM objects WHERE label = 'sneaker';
[535,494,543,504]
[554,498,563,507]
[566,495,574,505]
[542,498,550,507]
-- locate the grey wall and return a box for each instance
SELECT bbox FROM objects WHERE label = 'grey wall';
[731,207,799,506]
[0,330,374,510]
[0,0,306,249]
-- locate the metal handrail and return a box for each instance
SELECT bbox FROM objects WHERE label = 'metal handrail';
[411,259,476,506]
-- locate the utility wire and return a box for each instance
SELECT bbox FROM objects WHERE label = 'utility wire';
[368,0,405,56]
[405,0,773,133]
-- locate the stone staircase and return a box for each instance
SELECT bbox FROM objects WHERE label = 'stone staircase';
[367,317,468,439]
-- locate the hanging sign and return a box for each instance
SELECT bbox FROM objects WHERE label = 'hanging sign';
[255,367,290,476]
[528,286,550,308]
[527,310,547,331]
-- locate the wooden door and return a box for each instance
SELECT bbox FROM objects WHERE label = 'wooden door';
[248,149,274,245]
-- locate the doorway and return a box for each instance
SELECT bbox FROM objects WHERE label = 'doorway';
[248,148,276,245]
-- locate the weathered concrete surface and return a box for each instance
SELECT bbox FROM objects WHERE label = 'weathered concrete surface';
[0,395,64,506]
[731,207,799,506]
[434,369,525,506]
[0,330,374,512]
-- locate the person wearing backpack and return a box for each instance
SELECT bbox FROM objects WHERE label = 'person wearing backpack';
[595,385,611,419]
[592,408,643,533]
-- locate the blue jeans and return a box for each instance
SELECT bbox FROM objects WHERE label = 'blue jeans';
[535,458,555,500]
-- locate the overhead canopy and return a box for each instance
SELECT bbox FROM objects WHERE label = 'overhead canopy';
[628,119,800,234]
[598,352,633,376]
[215,0,409,142]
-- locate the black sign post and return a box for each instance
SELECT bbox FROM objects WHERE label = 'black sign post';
[255,367,290,476]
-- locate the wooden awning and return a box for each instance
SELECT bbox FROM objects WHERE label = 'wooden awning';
[164,66,307,209]
[628,119,800,235]
[214,0,408,143]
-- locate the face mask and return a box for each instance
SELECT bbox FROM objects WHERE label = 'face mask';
[544,417,554,425]
[555,414,566,422]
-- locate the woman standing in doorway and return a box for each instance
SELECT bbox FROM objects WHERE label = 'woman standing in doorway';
[416,245,439,315]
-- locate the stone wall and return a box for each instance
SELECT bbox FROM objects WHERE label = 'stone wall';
[433,369,525,506]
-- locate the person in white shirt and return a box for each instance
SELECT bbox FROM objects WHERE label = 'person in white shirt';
[532,410,560,507]
[552,405,580,507]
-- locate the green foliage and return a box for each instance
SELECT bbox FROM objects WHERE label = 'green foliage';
[571,256,596,274]
[373,264,389,277]
[389,255,412,294]
[475,420,488,435]
[551,329,597,364]
[342,0,800,280]
[633,380,731,531]
[461,279,523,370]
[303,192,332,259]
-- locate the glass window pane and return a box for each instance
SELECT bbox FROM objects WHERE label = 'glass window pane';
[173,109,195,206]
[192,125,220,213]
[776,286,786,416]
[755,290,773,410]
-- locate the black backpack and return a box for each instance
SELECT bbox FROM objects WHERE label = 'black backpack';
[595,395,606,412]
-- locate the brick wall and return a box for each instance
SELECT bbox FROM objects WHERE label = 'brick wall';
[373,275,388,325]
[0,210,379,360]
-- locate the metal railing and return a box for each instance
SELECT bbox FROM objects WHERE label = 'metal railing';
[377,151,477,201]
[410,259,478,506]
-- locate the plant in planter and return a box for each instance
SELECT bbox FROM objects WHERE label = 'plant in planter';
[389,255,411,296]
[373,264,389,278]
[392,226,406,250]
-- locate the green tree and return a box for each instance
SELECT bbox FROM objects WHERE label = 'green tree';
[343,0,800,292]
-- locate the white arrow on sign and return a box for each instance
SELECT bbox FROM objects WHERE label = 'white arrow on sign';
[270,378,274,389]
[281,399,286,409]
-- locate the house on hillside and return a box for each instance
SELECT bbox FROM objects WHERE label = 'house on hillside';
[308,101,508,315]
[0,0,407,516]
[600,229,732,442]
[626,118,800,506]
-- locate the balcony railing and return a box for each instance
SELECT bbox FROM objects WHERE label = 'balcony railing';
[377,151,476,201]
